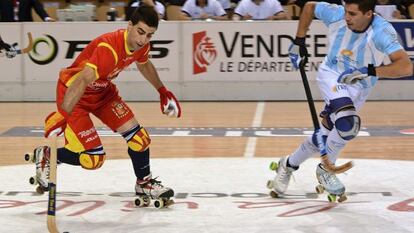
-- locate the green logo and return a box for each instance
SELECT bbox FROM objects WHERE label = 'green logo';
[29,35,58,65]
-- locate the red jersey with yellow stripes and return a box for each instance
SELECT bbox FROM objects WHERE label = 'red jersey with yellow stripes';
[59,29,150,92]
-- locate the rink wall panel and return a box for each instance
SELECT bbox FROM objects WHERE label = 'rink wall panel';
[0,21,413,101]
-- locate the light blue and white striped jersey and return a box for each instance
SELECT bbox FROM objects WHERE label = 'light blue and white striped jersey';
[315,2,403,75]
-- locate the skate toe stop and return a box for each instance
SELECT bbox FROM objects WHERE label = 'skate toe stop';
[159,189,174,198]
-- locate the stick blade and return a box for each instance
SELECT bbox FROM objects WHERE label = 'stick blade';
[21,32,33,54]
[321,156,354,174]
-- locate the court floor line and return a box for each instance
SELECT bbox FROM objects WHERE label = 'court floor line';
[244,102,265,158]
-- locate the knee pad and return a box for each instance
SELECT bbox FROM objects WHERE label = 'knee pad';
[334,109,361,140]
[79,148,106,170]
[127,127,151,152]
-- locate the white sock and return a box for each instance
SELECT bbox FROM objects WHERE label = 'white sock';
[325,129,348,164]
[288,136,319,167]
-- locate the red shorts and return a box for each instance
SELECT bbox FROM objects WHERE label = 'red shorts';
[56,80,134,152]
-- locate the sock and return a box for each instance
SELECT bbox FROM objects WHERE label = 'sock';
[57,147,80,165]
[128,148,150,180]
[122,125,151,180]
[286,158,299,170]
[325,129,348,164]
[288,135,319,167]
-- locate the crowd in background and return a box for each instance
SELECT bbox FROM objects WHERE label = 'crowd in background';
[0,0,414,22]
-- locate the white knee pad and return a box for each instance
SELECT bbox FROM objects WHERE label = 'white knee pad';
[334,110,360,140]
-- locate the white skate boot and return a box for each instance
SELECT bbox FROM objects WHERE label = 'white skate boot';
[24,146,50,194]
[266,157,296,198]
[315,163,347,202]
[134,173,174,208]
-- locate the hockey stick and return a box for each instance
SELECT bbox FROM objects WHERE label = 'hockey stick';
[19,32,34,54]
[298,61,353,174]
[47,134,60,233]
[0,32,33,57]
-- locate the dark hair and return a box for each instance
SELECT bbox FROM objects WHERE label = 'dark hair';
[130,5,159,28]
[343,0,376,13]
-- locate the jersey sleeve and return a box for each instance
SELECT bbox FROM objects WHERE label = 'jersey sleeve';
[234,1,247,16]
[87,42,118,79]
[181,1,192,16]
[373,23,403,55]
[315,2,344,26]
[213,1,226,16]
[272,0,284,15]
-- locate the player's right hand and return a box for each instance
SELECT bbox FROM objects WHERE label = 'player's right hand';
[158,86,182,118]
[288,37,308,69]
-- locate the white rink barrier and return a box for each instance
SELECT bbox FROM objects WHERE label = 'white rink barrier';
[0,21,413,101]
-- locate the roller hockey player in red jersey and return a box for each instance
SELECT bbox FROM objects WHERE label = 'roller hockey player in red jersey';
[29,6,180,207]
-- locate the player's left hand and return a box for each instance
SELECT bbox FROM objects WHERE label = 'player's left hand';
[288,37,308,69]
[338,65,376,84]
[158,86,181,118]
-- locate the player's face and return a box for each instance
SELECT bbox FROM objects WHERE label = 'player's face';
[127,21,157,51]
[344,4,373,32]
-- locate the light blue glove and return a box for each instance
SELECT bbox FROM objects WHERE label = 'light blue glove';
[338,65,376,84]
[288,37,308,69]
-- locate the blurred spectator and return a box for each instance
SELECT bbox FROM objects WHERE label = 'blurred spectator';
[279,0,299,5]
[0,0,55,22]
[280,0,342,7]
[129,0,166,19]
[375,0,406,19]
[233,0,288,20]
[216,0,233,19]
[181,0,229,20]
[164,0,186,6]
[217,0,232,12]
[407,0,414,18]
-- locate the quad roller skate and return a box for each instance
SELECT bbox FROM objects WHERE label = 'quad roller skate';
[266,157,295,198]
[315,163,347,203]
[24,146,50,194]
[134,173,174,208]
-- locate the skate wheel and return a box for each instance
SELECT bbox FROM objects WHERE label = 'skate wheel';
[338,194,347,203]
[134,198,143,207]
[29,176,37,185]
[36,186,44,195]
[315,184,324,194]
[327,194,336,202]
[135,196,150,207]
[24,153,33,162]
[266,180,274,189]
[154,199,165,208]
[269,161,278,171]
[269,190,279,198]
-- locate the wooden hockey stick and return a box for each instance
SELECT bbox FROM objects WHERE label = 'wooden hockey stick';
[47,134,60,233]
[298,61,353,174]
[19,32,34,54]
[0,32,33,56]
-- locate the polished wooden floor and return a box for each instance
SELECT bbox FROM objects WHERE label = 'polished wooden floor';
[0,101,413,166]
